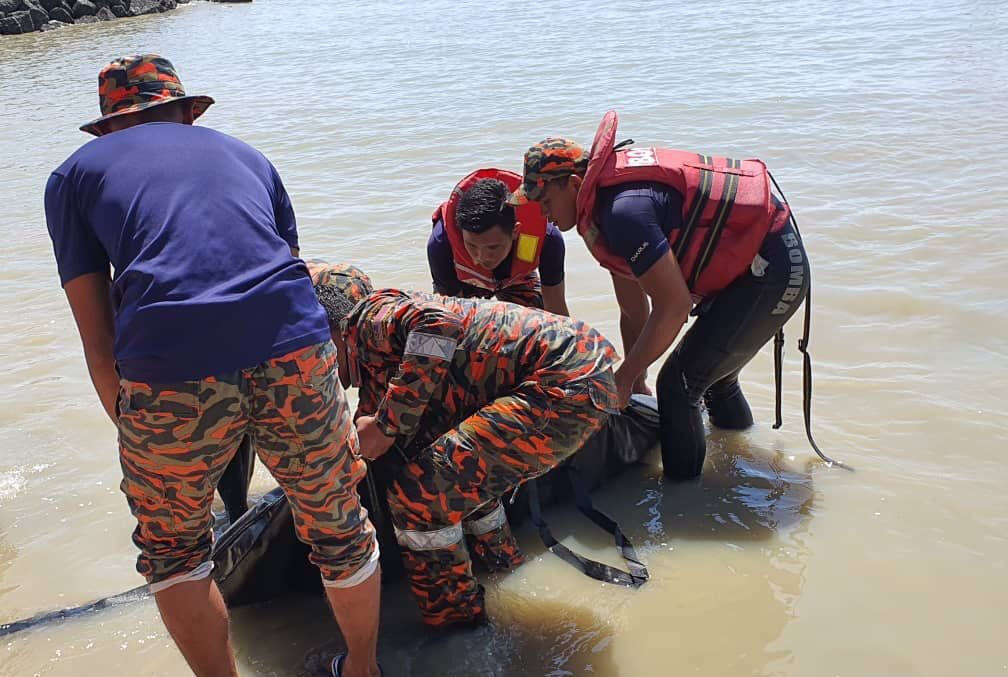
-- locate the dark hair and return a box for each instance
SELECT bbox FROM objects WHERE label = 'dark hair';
[455,178,516,234]
[314,284,355,325]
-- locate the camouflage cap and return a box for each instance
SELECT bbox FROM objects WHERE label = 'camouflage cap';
[508,137,588,205]
[80,54,215,136]
[309,261,374,325]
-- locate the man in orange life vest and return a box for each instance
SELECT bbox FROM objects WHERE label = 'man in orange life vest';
[510,111,811,480]
[427,169,570,315]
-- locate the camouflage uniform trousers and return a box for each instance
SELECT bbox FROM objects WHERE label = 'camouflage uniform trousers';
[117,342,378,588]
[452,270,544,309]
[386,370,616,627]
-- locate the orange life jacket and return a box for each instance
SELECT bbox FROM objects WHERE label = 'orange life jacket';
[432,168,548,291]
[576,111,787,296]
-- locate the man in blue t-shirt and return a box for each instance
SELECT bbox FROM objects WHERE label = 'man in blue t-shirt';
[427,175,569,314]
[45,55,381,677]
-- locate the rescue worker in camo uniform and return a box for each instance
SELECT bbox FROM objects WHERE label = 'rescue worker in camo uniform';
[310,262,620,628]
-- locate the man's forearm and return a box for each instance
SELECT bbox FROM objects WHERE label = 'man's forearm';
[372,303,462,438]
[617,302,686,386]
[64,272,119,425]
[619,309,647,358]
[85,349,119,423]
[542,282,570,316]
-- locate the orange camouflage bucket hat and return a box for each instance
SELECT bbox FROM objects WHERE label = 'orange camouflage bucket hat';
[80,54,215,136]
[309,261,374,325]
[508,137,588,204]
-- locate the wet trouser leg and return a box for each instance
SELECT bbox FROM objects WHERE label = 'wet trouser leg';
[386,375,613,626]
[703,372,753,430]
[464,499,525,572]
[657,223,810,480]
[118,342,377,588]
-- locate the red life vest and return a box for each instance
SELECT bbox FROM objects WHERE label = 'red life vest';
[432,168,548,291]
[576,111,788,297]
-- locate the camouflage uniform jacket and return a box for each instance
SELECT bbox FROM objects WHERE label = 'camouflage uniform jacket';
[340,290,618,443]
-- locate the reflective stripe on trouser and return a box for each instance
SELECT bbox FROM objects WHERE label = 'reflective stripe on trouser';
[464,500,526,572]
[387,375,614,626]
[117,342,377,585]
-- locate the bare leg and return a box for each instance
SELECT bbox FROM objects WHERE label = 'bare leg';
[153,577,238,677]
[325,567,382,677]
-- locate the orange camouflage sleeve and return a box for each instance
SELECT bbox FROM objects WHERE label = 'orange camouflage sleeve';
[372,299,463,439]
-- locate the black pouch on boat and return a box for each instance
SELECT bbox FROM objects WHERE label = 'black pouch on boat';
[506,394,660,525]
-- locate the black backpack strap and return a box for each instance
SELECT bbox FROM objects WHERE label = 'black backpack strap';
[795,277,852,470]
[772,328,785,429]
[527,473,649,589]
[767,172,853,472]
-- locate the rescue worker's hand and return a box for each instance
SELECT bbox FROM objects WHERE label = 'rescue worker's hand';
[356,415,395,461]
[632,376,653,397]
[613,368,635,410]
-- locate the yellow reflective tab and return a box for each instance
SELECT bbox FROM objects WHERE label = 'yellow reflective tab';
[516,233,540,263]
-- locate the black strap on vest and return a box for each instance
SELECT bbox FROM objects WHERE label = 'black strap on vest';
[689,157,741,290]
[767,173,853,472]
[673,154,714,265]
[526,472,649,588]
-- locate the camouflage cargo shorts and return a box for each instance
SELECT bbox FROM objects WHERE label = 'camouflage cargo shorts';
[117,342,378,587]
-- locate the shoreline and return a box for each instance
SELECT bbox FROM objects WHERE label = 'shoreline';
[0,0,247,35]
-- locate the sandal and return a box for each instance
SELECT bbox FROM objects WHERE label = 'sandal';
[331,652,384,677]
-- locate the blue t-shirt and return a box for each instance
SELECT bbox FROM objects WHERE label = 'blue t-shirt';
[45,122,331,382]
[427,219,566,293]
[594,181,685,277]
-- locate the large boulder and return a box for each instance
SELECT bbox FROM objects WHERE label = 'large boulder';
[0,0,19,14]
[47,4,70,21]
[94,4,111,18]
[0,15,21,33]
[1,8,33,31]
[36,0,64,10]
[21,0,49,28]
[109,2,126,15]
[71,0,96,17]
[127,0,159,14]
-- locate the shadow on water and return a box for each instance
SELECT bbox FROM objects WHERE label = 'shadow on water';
[532,433,816,557]
[230,582,618,677]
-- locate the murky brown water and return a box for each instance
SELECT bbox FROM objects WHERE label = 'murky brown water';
[1,1,1006,675]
